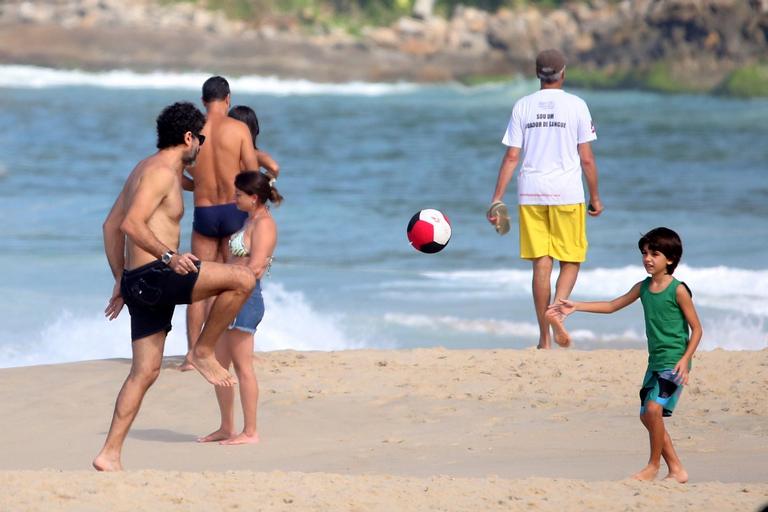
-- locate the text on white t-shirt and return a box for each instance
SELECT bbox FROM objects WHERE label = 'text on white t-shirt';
[501,89,596,205]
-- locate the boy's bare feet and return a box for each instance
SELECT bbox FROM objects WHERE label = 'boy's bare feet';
[631,464,660,481]
[187,351,237,387]
[92,452,123,472]
[197,428,236,443]
[665,468,689,483]
[545,308,571,347]
[220,432,260,445]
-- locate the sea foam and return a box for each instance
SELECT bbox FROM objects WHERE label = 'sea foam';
[421,264,768,316]
[0,282,363,369]
[0,65,419,96]
[383,312,767,351]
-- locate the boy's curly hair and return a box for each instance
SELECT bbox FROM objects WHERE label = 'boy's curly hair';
[156,102,205,150]
[638,227,683,275]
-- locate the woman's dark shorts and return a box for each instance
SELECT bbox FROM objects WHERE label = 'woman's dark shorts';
[121,260,201,341]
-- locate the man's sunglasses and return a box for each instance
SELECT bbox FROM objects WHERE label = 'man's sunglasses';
[190,132,205,146]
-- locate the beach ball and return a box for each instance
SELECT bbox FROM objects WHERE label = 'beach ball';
[407,209,451,253]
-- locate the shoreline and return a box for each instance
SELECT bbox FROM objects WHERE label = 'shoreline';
[2,0,768,97]
[0,22,507,84]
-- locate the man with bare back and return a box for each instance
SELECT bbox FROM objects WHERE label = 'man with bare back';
[93,102,256,471]
[183,76,265,367]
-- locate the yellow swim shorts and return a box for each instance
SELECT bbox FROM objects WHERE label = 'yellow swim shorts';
[518,203,588,262]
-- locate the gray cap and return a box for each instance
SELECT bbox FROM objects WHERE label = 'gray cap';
[536,49,566,79]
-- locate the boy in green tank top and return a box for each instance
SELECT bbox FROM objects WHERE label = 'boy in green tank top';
[547,227,702,483]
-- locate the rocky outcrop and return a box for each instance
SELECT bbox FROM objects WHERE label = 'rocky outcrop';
[1,0,766,89]
[360,0,768,87]
[570,0,768,89]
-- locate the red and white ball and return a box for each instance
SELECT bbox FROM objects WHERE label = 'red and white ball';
[407,209,451,253]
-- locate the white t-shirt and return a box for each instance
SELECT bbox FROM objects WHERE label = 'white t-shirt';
[502,89,596,205]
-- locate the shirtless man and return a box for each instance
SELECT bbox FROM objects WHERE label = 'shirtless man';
[94,102,256,471]
[183,76,265,365]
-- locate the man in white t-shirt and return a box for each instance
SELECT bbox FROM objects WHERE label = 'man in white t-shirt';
[487,49,603,349]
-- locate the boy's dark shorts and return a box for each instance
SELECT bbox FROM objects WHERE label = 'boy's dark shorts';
[639,368,684,417]
[121,260,201,341]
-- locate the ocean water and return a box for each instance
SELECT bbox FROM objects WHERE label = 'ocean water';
[0,65,766,368]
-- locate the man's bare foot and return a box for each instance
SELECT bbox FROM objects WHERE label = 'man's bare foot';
[197,428,236,443]
[92,452,123,472]
[187,351,237,387]
[220,432,260,445]
[665,469,689,483]
[631,464,660,481]
[546,309,571,348]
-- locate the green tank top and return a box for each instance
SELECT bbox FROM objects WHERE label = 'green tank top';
[639,277,690,371]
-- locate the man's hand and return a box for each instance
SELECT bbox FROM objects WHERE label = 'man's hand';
[105,281,124,320]
[169,252,200,275]
[486,197,502,225]
[588,197,604,217]
[486,201,511,235]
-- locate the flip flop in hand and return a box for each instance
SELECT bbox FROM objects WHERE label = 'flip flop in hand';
[487,201,510,235]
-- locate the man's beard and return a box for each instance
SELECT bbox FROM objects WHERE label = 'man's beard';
[182,147,199,166]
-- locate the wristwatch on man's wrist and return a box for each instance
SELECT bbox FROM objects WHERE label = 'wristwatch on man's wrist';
[161,250,175,265]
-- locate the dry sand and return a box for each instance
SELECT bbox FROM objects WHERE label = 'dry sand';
[1,348,766,511]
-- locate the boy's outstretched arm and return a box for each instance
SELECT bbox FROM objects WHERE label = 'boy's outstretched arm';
[673,286,703,385]
[552,282,642,317]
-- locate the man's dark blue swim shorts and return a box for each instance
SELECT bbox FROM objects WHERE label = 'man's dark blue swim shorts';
[193,203,247,238]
